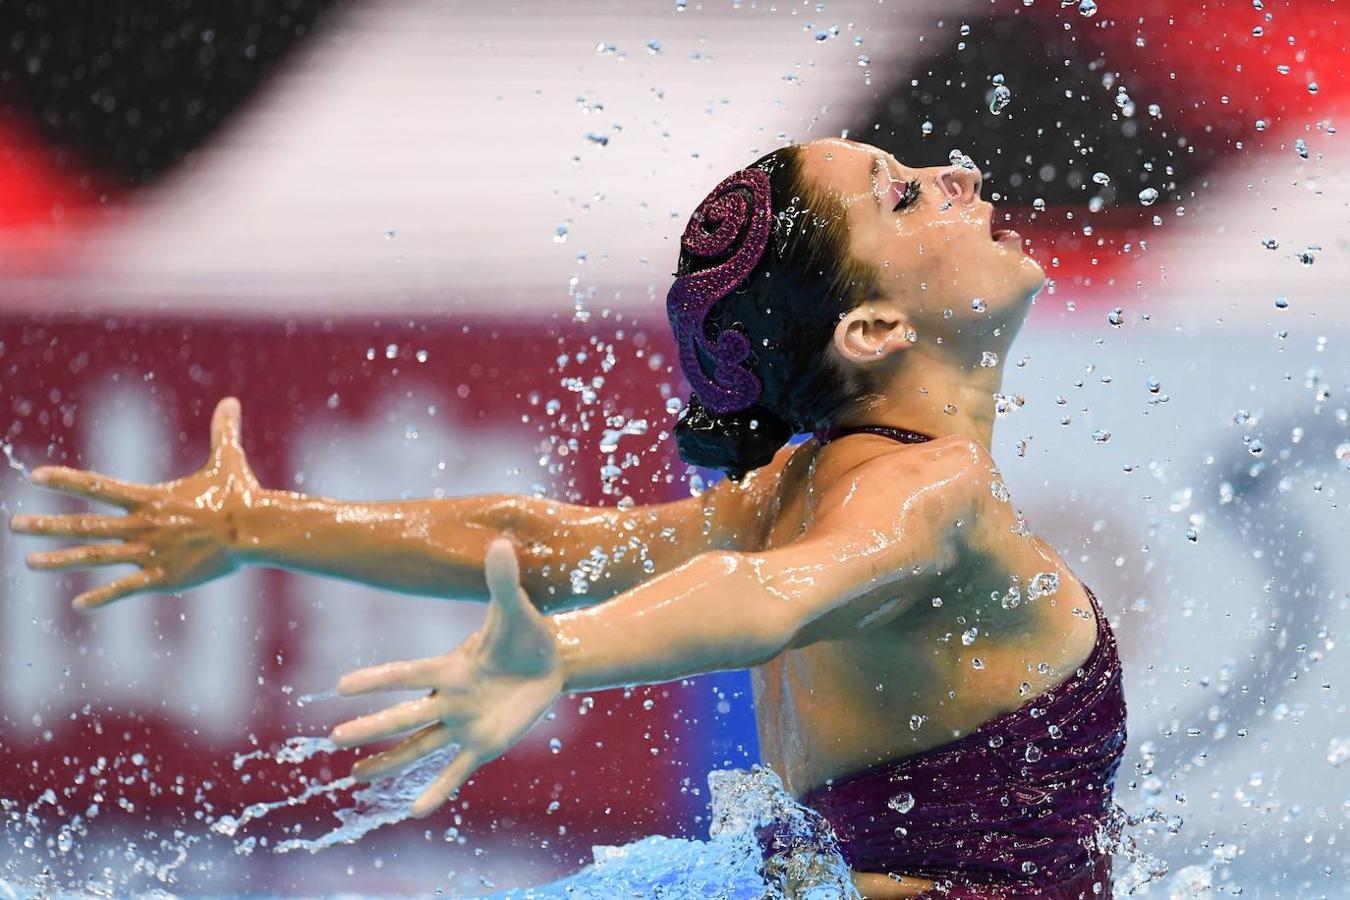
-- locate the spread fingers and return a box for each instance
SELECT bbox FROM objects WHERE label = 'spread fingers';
[336,657,442,697]
[10,513,140,539]
[329,695,442,749]
[27,542,150,571]
[72,567,167,613]
[28,466,151,508]
[352,723,456,782]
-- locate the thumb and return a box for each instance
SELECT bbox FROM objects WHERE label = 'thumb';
[209,397,243,454]
[480,538,554,670]
[484,537,529,620]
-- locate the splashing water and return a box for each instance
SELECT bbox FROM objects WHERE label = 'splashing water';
[473,765,859,899]
[217,734,467,855]
[1,442,26,477]
[0,731,1176,898]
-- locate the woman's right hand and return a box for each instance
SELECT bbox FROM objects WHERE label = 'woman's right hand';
[9,397,263,611]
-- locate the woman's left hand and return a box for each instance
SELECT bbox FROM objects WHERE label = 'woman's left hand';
[330,537,565,818]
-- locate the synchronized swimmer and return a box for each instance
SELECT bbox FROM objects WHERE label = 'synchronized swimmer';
[12,137,1126,899]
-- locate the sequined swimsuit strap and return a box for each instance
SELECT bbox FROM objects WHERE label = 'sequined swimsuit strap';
[813,424,935,446]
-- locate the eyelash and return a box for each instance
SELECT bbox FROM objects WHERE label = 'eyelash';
[892,179,921,212]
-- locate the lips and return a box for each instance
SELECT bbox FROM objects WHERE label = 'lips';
[988,209,1020,244]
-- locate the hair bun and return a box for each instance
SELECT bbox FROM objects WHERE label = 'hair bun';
[674,397,794,482]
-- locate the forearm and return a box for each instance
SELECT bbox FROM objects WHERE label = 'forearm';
[233,489,520,600]
[233,489,720,610]
[550,552,793,692]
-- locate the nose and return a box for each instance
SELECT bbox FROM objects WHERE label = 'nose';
[934,165,982,205]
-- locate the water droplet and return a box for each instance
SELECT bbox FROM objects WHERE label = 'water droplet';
[549,737,563,754]
[1107,307,1125,327]
[1022,860,1040,874]
[1032,197,1046,212]
[1146,376,1161,393]
[931,597,944,608]
[1025,744,1043,762]
[909,714,927,731]
[1147,103,1162,118]
[971,297,987,312]
[971,657,985,670]
[1028,571,1060,600]
[962,628,979,646]
[1307,81,1319,94]
[1078,0,1097,17]
[1295,138,1309,159]
[989,83,1012,115]
[1092,429,1111,444]
[888,791,916,814]
[1275,296,1289,309]
[1092,171,1110,186]
[980,350,1000,367]
[1138,187,1159,206]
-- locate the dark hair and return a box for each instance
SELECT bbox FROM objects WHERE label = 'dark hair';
[672,144,882,480]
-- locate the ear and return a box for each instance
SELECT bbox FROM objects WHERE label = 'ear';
[832,303,916,365]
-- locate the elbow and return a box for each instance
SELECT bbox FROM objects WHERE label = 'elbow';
[700,550,796,665]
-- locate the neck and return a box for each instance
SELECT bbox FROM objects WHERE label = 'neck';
[836,345,1005,448]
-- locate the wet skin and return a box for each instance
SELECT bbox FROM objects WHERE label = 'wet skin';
[8,141,1093,897]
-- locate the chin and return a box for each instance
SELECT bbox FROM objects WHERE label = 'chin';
[1015,254,1047,297]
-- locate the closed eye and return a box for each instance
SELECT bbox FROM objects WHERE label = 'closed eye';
[892,179,921,213]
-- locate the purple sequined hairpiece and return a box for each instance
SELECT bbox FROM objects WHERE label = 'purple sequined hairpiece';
[666,167,773,415]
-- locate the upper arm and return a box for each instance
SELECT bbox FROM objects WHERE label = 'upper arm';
[742,441,985,648]
[489,444,794,605]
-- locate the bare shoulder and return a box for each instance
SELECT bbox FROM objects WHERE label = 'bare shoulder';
[810,435,1067,573]
[699,441,812,550]
[812,434,994,519]
[944,440,1086,604]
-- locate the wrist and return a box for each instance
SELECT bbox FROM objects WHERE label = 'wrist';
[228,487,295,564]
[550,613,585,694]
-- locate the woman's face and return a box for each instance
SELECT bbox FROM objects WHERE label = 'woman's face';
[798,137,1045,338]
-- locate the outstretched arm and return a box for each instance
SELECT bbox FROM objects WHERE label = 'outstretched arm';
[550,447,976,690]
[229,462,771,611]
[9,396,777,611]
[330,443,981,816]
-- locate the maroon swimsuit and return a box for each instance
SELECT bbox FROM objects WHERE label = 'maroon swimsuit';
[796,425,1129,898]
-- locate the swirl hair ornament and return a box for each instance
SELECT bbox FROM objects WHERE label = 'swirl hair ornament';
[666,166,774,415]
